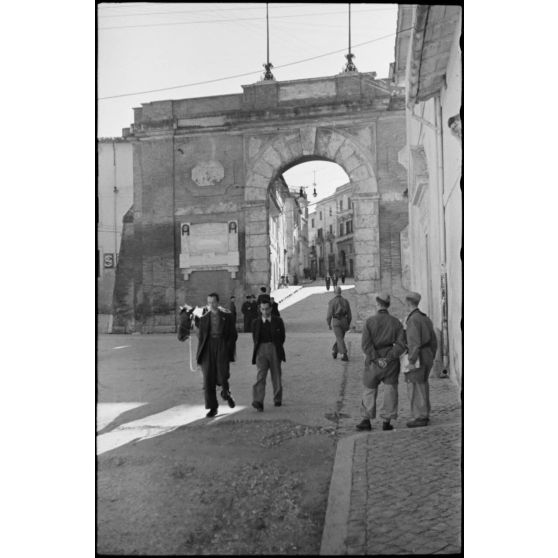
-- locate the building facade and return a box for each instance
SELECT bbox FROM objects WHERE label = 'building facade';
[308,182,355,278]
[393,5,462,386]
[97,138,133,318]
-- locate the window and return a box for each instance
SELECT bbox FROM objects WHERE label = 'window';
[329,207,332,216]
[317,228,323,239]
[339,199,343,211]
[329,224,333,234]
[319,211,322,220]
[346,220,352,234]
[339,223,344,236]
[311,218,314,228]
[348,197,352,209]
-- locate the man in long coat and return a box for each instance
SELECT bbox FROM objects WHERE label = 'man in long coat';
[196,292,238,417]
[404,291,438,427]
[326,286,352,361]
[251,297,286,412]
[357,293,406,431]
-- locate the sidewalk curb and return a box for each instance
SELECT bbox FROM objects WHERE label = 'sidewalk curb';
[271,285,303,306]
[320,433,366,555]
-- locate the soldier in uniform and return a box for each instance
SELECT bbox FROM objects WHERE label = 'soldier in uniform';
[357,293,406,431]
[326,286,352,361]
[196,292,238,417]
[403,292,438,428]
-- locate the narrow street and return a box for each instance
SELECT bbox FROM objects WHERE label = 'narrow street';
[97,284,358,555]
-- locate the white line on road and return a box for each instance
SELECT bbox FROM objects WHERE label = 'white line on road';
[96,404,245,454]
[112,345,129,350]
[97,402,147,431]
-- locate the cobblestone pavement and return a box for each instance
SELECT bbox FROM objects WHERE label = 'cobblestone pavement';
[321,286,463,555]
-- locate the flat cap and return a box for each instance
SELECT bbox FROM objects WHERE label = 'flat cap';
[405,291,421,304]
[376,292,390,304]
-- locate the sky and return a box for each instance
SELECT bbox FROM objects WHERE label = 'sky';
[98,2,398,201]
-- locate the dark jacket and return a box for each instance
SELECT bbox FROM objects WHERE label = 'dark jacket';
[326,294,352,330]
[271,302,280,317]
[251,315,286,364]
[361,309,406,387]
[196,309,238,365]
[405,308,438,369]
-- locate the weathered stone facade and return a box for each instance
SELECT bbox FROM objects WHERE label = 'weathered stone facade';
[115,72,409,332]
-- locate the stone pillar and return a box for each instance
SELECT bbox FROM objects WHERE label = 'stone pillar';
[352,192,381,330]
[243,200,270,294]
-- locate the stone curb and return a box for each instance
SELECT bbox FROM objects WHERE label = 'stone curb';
[270,285,304,306]
[320,433,366,555]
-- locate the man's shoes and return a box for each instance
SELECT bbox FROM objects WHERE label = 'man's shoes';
[206,408,218,418]
[332,351,338,359]
[221,391,235,408]
[252,401,264,412]
[274,402,282,407]
[356,418,372,431]
[341,354,349,362]
[406,418,428,428]
[382,421,394,431]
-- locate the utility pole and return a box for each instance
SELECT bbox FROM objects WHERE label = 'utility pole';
[263,3,275,80]
[343,4,358,72]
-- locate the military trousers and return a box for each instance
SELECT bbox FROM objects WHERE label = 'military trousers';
[252,342,282,406]
[361,384,399,421]
[331,321,349,356]
[406,366,433,420]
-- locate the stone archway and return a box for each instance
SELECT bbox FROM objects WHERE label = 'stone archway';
[244,127,381,326]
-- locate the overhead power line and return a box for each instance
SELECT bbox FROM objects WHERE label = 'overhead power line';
[98,4,311,18]
[99,7,396,30]
[99,27,411,100]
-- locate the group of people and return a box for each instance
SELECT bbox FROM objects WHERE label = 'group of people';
[240,287,280,332]
[326,287,437,430]
[179,284,437,430]
[178,289,286,418]
[325,270,346,291]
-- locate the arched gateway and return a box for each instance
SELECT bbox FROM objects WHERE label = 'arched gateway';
[113,72,408,333]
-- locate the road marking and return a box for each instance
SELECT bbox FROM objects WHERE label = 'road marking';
[96,404,245,454]
[112,345,129,350]
[97,402,147,431]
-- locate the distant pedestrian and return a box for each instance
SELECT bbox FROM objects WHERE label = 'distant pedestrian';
[403,292,438,428]
[325,272,331,291]
[196,292,238,417]
[270,296,280,317]
[251,297,286,412]
[326,286,352,361]
[356,293,406,432]
[229,295,237,326]
[332,271,338,288]
[241,295,253,332]
[341,270,346,284]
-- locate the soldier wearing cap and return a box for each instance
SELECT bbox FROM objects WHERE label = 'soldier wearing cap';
[357,293,406,431]
[403,291,438,428]
[326,286,352,361]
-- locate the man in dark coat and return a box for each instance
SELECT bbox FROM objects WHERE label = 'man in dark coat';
[229,295,237,329]
[403,291,438,427]
[270,296,280,317]
[326,286,352,361]
[196,292,238,417]
[357,293,406,431]
[251,297,286,412]
[241,295,254,332]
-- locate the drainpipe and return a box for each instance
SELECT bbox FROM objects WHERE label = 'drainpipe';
[112,142,119,260]
[434,94,449,377]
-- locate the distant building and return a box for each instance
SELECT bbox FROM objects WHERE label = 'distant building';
[308,183,354,277]
[97,138,133,319]
[393,5,462,385]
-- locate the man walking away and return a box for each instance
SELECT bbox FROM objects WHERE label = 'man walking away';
[270,296,280,317]
[241,295,253,333]
[196,293,238,417]
[357,293,406,431]
[251,297,286,412]
[326,286,352,361]
[229,295,237,329]
[404,292,438,428]
[341,270,346,284]
[332,271,339,288]
[325,272,331,291]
